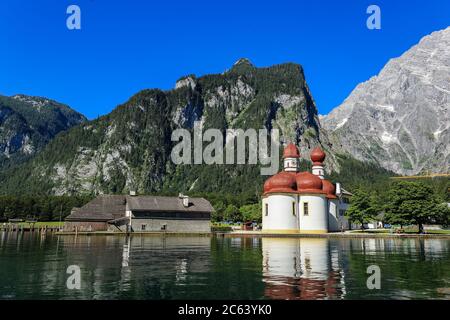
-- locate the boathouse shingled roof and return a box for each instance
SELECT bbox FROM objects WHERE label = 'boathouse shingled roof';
[65,195,214,222]
[65,195,126,222]
[126,196,214,213]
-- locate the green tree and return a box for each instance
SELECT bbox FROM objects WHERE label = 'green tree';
[345,189,378,230]
[385,181,450,233]
[211,201,226,222]
[0,195,92,222]
[239,203,262,223]
[224,204,241,222]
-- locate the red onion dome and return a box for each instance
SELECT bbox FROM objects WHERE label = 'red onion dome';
[296,171,324,193]
[322,179,337,199]
[283,143,300,159]
[310,146,326,165]
[263,171,297,194]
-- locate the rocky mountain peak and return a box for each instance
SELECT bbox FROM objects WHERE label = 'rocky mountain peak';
[322,27,450,175]
[175,75,197,90]
[228,58,256,74]
[233,58,254,66]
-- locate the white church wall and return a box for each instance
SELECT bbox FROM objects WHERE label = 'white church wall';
[262,194,298,232]
[299,195,328,233]
[327,199,340,232]
[262,197,268,228]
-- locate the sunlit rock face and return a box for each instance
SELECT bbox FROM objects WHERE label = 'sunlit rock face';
[323,27,450,175]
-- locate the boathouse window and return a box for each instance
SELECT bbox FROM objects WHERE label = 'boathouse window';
[303,202,309,216]
[292,202,296,216]
[141,224,146,231]
[265,203,269,216]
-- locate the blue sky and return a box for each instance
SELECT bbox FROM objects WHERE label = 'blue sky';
[1,0,449,119]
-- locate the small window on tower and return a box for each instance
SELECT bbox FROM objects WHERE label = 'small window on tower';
[265,203,269,216]
[303,202,309,216]
[292,202,296,216]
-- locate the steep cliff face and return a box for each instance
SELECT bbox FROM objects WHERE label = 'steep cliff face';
[0,94,86,171]
[1,60,337,195]
[323,27,450,175]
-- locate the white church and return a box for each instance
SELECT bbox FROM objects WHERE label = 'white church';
[262,143,352,233]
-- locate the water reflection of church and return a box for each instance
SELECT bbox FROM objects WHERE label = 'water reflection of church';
[262,238,346,299]
[121,236,349,299]
[119,236,349,299]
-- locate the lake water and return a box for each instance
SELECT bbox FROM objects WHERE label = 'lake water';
[0,232,449,300]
